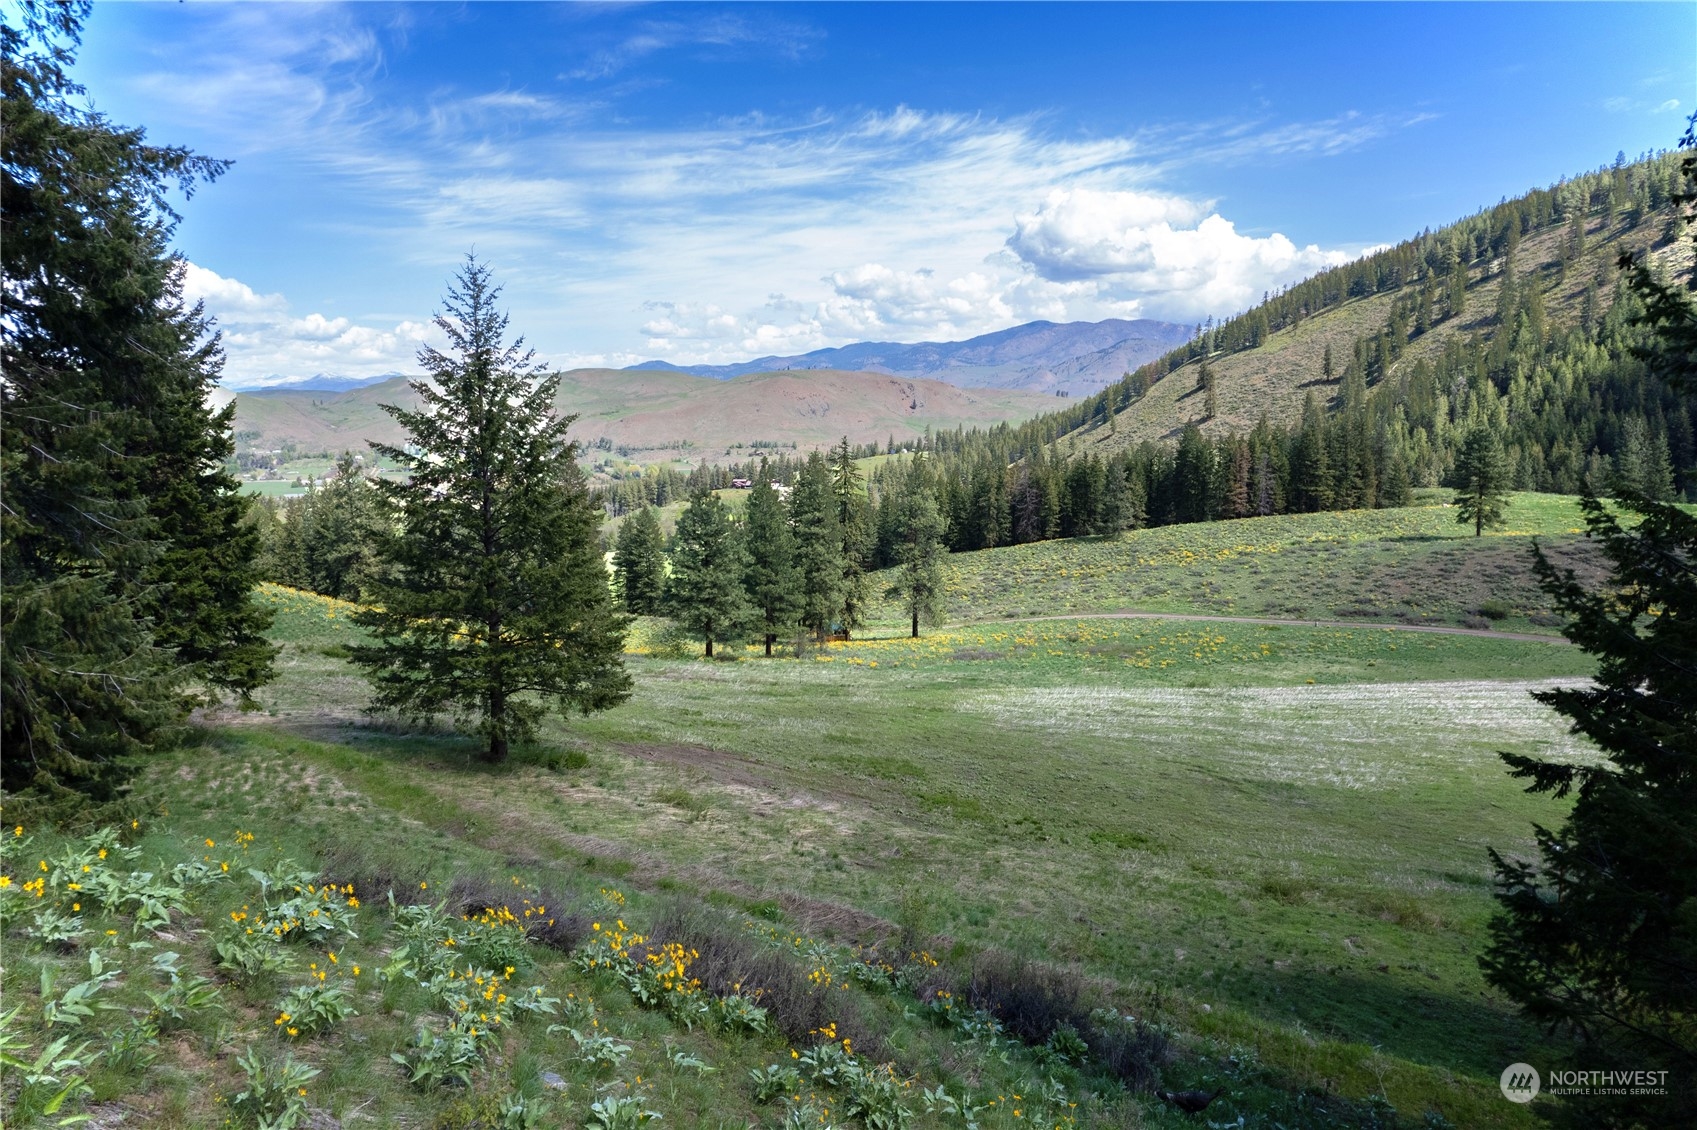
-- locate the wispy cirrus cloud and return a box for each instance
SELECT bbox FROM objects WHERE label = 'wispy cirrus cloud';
[108,5,1409,378]
[560,11,823,81]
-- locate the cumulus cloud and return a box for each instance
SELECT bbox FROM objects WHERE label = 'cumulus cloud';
[185,263,441,387]
[1007,188,1354,318]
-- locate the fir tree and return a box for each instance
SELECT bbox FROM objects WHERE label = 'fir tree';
[2,0,271,802]
[612,506,667,616]
[831,436,873,636]
[666,489,750,658]
[741,466,801,656]
[1452,423,1512,536]
[351,258,630,762]
[790,452,843,642]
[885,459,949,638]
[1483,120,1697,1125]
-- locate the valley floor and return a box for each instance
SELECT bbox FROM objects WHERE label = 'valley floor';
[162,583,1595,1125]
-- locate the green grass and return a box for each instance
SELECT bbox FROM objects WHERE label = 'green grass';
[199,573,1596,1126]
[863,492,1602,635]
[6,506,1609,1128]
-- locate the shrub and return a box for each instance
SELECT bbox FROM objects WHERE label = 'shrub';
[1083,1009,1169,1092]
[1477,599,1511,620]
[447,874,589,955]
[963,951,1092,1046]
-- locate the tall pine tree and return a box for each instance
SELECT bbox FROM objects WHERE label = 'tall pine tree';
[1482,115,1697,1126]
[832,437,873,637]
[612,506,667,616]
[2,0,272,804]
[741,465,802,656]
[885,459,949,638]
[1452,422,1511,536]
[351,259,630,762]
[790,452,844,642]
[666,489,749,658]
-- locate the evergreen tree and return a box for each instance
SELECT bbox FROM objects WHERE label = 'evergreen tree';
[885,460,949,638]
[263,454,381,601]
[351,259,630,762]
[1,0,271,803]
[741,466,801,655]
[790,452,843,642]
[831,436,873,635]
[1483,495,1697,1124]
[134,267,277,696]
[1289,393,1333,513]
[1613,419,1677,501]
[1452,423,1512,536]
[666,489,749,658]
[612,506,667,616]
[1483,120,1697,1125]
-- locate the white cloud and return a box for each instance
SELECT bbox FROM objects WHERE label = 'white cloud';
[1007,188,1354,318]
[186,263,441,387]
[112,10,1399,369]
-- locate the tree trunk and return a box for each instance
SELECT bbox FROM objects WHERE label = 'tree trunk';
[764,634,774,657]
[485,686,508,763]
[911,609,919,638]
[705,635,714,658]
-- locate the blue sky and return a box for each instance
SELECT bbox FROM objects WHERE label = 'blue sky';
[73,1,1695,385]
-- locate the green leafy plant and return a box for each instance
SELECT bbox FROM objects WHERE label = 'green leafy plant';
[391,1022,489,1089]
[0,1007,95,1123]
[566,1026,633,1070]
[779,1098,841,1130]
[710,992,769,1034]
[40,952,120,1027]
[586,1092,663,1129]
[921,1085,991,1130]
[232,1045,320,1130]
[273,980,357,1038]
[749,1062,803,1105]
[844,1061,914,1130]
[29,906,88,949]
[215,927,289,982]
[664,1040,714,1074]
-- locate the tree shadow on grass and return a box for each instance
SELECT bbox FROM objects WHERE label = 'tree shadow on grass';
[1224,964,1572,1079]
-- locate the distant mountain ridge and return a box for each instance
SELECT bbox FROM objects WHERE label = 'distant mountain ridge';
[626,318,1194,392]
[233,372,404,394]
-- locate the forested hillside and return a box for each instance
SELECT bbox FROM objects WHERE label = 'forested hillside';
[770,150,1694,556]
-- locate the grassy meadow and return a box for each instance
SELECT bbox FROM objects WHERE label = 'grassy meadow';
[868,491,1604,636]
[2,508,1605,1129]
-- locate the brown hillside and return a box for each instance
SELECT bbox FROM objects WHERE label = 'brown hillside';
[231,367,1053,463]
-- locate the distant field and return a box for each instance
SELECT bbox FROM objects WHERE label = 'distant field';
[217,579,1599,1127]
[863,492,1604,636]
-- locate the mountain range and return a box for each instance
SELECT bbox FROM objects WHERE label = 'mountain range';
[229,372,405,394]
[626,318,1195,392]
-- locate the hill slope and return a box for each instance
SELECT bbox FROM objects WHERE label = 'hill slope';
[231,368,1055,464]
[627,317,1194,393]
[1058,153,1692,460]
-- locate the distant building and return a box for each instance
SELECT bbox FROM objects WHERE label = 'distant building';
[731,478,752,489]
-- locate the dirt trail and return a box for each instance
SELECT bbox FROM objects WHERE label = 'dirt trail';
[951,609,1571,644]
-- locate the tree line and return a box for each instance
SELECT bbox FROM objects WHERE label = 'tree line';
[613,440,948,653]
